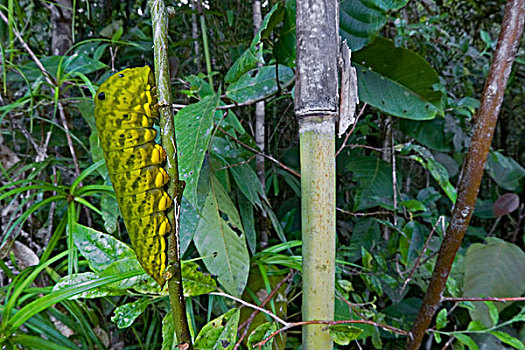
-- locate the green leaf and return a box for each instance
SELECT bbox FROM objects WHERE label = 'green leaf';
[480,30,492,47]
[52,272,122,299]
[211,135,265,210]
[463,238,525,327]
[455,334,479,350]
[486,151,525,191]
[434,332,441,343]
[225,65,294,104]
[99,258,159,294]
[340,0,408,51]
[263,202,287,244]
[399,118,452,152]
[404,144,457,203]
[72,223,135,273]
[111,298,150,329]
[238,192,257,254]
[329,324,364,345]
[273,0,296,67]
[180,196,200,255]
[224,3,284,83]
[466,320,486,331]
[485,301,499,326]
[176,93,221,206]
[490,331,525,350]
[182,261,217,297]
[224,46,263,85]
[400,200,426,212]
[8,55,106,84]
[436,308,447,330]
[247,322,277,350]
[352,37,443,119]
[2,271,142,342]
[194,309,240,350]
[347,218,381,262]
[162,312,177,350]
[10,335,73,350]
[193,176,250,297]
[347,155,394,211]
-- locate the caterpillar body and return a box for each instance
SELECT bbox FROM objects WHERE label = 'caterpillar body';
[94,66,170,285]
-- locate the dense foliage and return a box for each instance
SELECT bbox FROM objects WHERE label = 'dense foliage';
[1,0,524,349]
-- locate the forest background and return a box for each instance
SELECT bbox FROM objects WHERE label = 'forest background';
[1,0,525,349]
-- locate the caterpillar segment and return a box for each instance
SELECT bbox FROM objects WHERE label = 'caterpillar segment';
[94,66,170,286]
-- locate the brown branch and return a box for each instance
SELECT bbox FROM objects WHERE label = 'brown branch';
[336,207,391,217]
[400,216,444,294]
[57,102,81,177]
[209,292,289,326]
[346,144,391,152]
[255,319,409,349]
[234,270,295,350]
[405,1,525,348]
[442,296,525,302]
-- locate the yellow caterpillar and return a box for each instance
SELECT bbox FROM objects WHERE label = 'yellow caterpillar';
[94,66,170,285]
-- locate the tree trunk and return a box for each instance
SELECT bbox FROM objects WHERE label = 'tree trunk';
[50,0,73,56]
[252,0,268,248]
[295,1,338,348]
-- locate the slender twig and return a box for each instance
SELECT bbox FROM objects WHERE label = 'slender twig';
[0,9,79,177]
[210,292,289,326]
[234,270,295,350]
[217,155,256,171]
[336,207,391,217]
[0,11,57,87]
[335,291,366,319]
[346,144,392,152]
[335,103,367,157]
[400,216,444,294]
[57,102,80,177]
[442,296,525,302]
[391,128,398,226]
[440,335,456,350]
[216,124,301,178]
[255,319,409,349]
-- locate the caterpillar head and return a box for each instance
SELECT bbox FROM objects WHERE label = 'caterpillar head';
[95,66,158,119]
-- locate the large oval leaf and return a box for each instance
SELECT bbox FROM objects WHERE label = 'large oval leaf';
[352,37,443,120]
[175,93,221,205]
[463,238,525,327]
[340,0,408,51]
[193,176,250,297]
[225,65,294,104]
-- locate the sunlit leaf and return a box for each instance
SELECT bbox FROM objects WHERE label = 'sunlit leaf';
[329,324,364,345]
[194,309,240,350]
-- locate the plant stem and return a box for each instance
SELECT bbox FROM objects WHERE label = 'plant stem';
[148,0,192,348]
[295,1,339,348]
[196,0,213,89]
[405,1,525,348]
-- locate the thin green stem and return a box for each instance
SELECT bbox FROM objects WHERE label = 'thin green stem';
[148,0,192,348]
[197,0,213,89]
